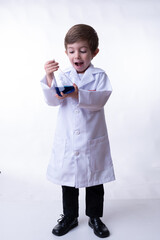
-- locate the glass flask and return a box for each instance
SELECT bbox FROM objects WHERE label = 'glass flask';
[54,68,75,97]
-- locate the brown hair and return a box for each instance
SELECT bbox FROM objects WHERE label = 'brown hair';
[64,24,99,53]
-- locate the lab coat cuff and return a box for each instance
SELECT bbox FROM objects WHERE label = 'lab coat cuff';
[78,88,111,111]
[40,75,55,90]
[40,75,61,106]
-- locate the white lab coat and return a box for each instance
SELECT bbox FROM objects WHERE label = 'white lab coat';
[41,64,115,188]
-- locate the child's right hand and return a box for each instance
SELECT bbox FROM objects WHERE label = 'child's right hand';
[44,60,59,87]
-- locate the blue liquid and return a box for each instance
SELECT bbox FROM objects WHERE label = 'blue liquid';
[55,86,75,96]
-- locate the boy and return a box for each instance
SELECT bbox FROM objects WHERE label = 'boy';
[41,24,115,238]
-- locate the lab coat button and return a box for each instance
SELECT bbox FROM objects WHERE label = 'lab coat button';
[75,109,79,114]
[74,130,80,135]
[75,151,79,156]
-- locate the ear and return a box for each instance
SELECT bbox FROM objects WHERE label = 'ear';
[92,48,99,58]
[65,50,68,55]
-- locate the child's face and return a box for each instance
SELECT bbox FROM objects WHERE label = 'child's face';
[65,41,98,73]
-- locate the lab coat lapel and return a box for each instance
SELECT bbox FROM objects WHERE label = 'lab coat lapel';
[78,65,95,88]
[70,64,95,88]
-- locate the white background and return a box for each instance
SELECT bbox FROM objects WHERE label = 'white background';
[0,0,160,202]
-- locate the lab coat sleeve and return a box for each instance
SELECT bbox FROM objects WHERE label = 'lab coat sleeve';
[40,76,61,106]
[78,73,112,111]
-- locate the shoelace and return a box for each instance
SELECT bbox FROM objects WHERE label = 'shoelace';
[57,214,65,223]
[57,214,72,226]
[91,218,105,227]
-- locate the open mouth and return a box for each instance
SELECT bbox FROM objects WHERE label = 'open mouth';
[75,61,84,67]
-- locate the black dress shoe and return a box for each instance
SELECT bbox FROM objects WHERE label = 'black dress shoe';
[89,217,110,238]
[52,214,78,236]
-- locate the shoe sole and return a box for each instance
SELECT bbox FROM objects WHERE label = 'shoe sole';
[52,222,78,236]
[89,221,110,238]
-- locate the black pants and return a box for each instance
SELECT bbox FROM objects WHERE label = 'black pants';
[62,184,104,218]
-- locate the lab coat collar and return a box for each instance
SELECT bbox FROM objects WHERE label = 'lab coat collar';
[65,64,104,88]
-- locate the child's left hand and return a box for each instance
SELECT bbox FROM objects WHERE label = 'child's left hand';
[55,84,79,100]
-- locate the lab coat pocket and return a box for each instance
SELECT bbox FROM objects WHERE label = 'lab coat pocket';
[51,137,66,169]
[89,135,110,172]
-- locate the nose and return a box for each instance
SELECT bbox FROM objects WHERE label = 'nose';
[75,51,80,59]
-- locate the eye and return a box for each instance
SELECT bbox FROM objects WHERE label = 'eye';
[80,50,87,53]
[69,51,74,54]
